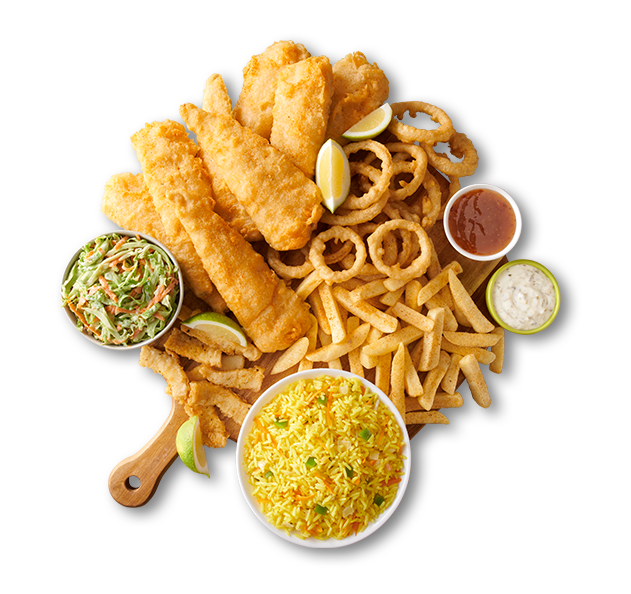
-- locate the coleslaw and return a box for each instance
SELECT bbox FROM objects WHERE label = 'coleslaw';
[62,233,180,346]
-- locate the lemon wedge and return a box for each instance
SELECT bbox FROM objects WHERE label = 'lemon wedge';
[316,139,350,214]
[341,103,393,141]
[176,415,209,477]
[181,312,247,347]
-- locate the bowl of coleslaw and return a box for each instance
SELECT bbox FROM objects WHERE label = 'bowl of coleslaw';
[61,230,184,349]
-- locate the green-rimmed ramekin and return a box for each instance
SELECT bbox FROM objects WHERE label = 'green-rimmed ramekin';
[485,259,560,335]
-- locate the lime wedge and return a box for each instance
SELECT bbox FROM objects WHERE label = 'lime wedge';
[176,415,209,477]
[182,312,247,347]
[341,103,393,141]
[316,139,350,214]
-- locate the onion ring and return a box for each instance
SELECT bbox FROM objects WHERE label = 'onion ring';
[309,226,367,284]
[420,169,442,230]
[320,189,390,226]
[387,101,454,145]
[385,142,427,200]
[344,162,386,210]
[421,132,478,177]
[367,219,432,281]
[341,140,393,211]
[267,246,314,280]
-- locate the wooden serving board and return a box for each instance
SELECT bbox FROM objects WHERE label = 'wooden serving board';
[108,222,507,507]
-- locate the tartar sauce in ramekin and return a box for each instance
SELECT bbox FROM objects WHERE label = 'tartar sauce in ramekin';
[491,264,556,330]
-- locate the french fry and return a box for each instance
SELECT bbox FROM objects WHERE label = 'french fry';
[426,293,458,332]
[349,279,388,302]
[404,279,423,311]
[406,411,449,425]
[390,343,406,420]
[443,331,501,348]
[419,307,445,372]
[307,290,331,335]
[383,277,408,292]
[416,261,463,307]
[306,322,370,362]
[403,345,424,397]
[405,392,463,412]
[374,352,391,395]
[440,352,462,395]
[316,328,343,369]
[459,353,491,408]
[298,313,318,371]
[295,269,322,299]
[379,286,406,306]
[391,301,434,332]
[318,282,346,343]
[332,286,399,333]
[432,392,464,409]
[271,336,310,374]
[346,316,364,377]
[489,327,505,374]
[448,269,495,333]
[419,350,450,411]
[441,337,496,365]
[359,325,383,369]
[361,325,424,357]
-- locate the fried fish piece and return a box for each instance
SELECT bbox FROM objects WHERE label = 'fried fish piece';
[133,119,311,352]
[189,381,251,426]
[202,73,233,115]
[201,74,262,242]
[186,382,229,448]
[101,172,216,306]
[270,55,333,178]
[325,52,389,142]
[233,40,310,139]
[181,103,323,251]
[188,364,265,391]
[164,327,222,367]
[139,345,189,406]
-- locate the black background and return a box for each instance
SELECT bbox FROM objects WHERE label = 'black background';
[55,33,581,567]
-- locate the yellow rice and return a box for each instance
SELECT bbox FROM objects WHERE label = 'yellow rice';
[242,375,406,540]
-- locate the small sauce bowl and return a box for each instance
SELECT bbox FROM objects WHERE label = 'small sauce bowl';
[485,259,560,335]
[61,230,184,349]
[443,184,522,262]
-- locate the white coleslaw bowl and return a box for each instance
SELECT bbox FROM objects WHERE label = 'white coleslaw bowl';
[61,229,184,350]
[236,369,412,548]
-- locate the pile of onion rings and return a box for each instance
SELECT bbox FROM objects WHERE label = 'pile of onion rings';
[273,100,478,288]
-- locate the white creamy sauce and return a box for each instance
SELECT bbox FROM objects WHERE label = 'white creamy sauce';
[491,264,556,330]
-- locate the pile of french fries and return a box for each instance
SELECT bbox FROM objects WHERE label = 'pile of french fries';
[270,252,504,429]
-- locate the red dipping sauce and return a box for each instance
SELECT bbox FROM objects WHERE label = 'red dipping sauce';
[447,188,516,256]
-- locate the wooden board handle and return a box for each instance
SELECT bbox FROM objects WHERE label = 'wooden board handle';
[108,400,189,507]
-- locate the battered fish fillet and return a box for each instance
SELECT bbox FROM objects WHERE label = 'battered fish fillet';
[163,327,222,367]
[233,40,310,139]
[270,55,334,178]
[101,172,216,306]
[186,382,228,448]
[202,74,262,242]
[139,345,189,406]
[189,381,251,425]
[132,119,311,352]
[181,103,324,252]
[325,52,389,142]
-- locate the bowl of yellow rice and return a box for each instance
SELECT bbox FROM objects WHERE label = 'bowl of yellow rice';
[236,369,411,547]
